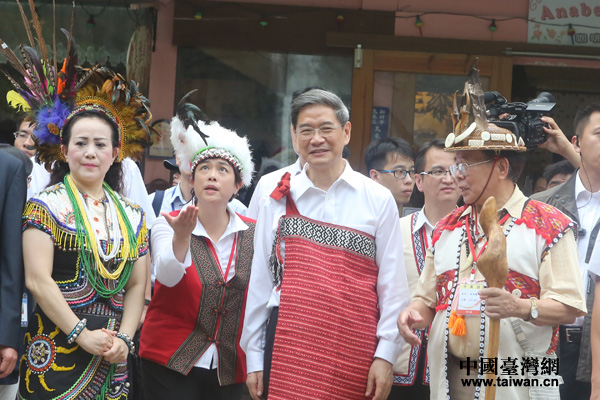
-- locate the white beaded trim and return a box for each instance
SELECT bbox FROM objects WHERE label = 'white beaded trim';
[468,140,484,147]
[481,131,490,141]
[506,134,513,143]
[490,134,506,141]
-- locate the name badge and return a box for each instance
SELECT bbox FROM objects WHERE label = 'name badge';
[457,283,484,315]
[21,293,28,327]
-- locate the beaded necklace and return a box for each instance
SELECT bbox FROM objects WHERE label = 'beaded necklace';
[64,174,138,297]
[442,211,516,400]
[82,192,122,262]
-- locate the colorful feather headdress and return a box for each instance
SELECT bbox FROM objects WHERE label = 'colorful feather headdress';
[1,0,152,164]
[170,91,254,187]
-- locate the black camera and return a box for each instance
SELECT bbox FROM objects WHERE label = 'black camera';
[484,91,556,149]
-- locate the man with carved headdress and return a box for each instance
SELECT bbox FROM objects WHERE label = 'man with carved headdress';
[397,64,586,400]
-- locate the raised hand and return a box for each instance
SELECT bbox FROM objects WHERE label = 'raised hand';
[161,206,198,238]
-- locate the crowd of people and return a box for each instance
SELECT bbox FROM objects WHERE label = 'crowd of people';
[2,8,600,400]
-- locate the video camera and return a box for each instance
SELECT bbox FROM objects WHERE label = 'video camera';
[484,91,556,149]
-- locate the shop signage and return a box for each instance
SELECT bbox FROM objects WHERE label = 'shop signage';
[371,107,390,141]
[528,0,600,47]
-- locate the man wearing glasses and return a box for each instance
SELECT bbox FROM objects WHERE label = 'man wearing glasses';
[397,82,586,398]
[389,138,459,399]
[242,88,408,400]
[364,137,415,212]
[12,116,37,159]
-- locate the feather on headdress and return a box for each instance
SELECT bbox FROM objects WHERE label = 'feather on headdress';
[170,94,253,187]
[1,1,152,164]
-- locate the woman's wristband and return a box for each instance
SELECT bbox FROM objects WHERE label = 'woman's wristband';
[66,318,87,344]
[115,332,135,355]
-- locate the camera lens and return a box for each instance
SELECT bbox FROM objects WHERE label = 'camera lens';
[529,92,555,104]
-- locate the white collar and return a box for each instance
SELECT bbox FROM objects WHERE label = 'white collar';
[169,183,188,204]
[290,158,302,176]
[293,160,360,199]
[575,170,600,202]
[180,203,249,241]
[412,206,435,234]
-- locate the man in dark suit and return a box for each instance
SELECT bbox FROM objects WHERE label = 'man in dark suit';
[0,149,27,398]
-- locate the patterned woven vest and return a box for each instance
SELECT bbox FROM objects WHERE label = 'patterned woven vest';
[165,222,254,385]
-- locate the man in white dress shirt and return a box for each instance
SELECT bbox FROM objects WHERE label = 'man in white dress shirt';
[241,88,408,400]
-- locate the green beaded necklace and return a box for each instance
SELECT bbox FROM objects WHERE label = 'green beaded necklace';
[64,174,138,297]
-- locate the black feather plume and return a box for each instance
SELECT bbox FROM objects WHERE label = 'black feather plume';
[175,89,210,145]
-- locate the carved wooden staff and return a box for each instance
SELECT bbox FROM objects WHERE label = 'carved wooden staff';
[477,196,508,400]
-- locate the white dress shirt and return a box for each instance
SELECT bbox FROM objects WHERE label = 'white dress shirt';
[122,157,156,228]
[240,160,408,373]
[413,207,435,249]
[151,203,250,369]
[149,184,189,214]
[27,158,51,200]
[247,159,302,220]
[573,170,600,325]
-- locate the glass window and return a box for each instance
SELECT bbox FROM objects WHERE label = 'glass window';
[175,48,353,170]
[373,72,490,146]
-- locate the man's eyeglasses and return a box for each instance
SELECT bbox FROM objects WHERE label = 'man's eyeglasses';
[375,169,415,180]
[448,159,494,177]
[13,131,35,141]
[419,169,451,178]
[295,124,343,139]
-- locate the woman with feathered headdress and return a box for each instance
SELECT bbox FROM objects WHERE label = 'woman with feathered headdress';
[1,3,153,399]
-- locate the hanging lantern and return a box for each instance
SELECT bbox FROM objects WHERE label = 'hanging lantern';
[415,15,423,36]
[336,14,345,24]
[87,15,96,28]
[489,19,497,32]
[194,12,203,20]
[567,23,576,44]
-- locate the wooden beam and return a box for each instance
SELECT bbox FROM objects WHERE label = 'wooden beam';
[173,1,394,54]
[372,51,490,75]
[490,56,513,101]
[349,49,375,173]
[327,31,600,58]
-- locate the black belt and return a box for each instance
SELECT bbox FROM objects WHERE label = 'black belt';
[560,325,582,344]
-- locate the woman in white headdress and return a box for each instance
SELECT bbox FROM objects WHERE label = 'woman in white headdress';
[139,105,255,400]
